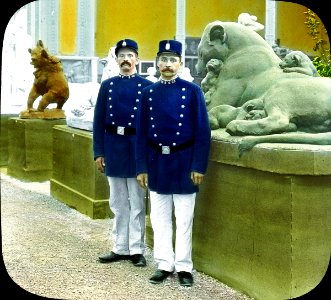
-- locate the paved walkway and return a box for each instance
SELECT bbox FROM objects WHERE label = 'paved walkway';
[1,170,252,300]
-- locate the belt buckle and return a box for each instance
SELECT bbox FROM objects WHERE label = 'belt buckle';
[162,145,170,154]
[117,126,125,135]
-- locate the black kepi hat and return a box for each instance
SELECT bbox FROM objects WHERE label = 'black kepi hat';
[157,40,182,56]
[115,39,138,56]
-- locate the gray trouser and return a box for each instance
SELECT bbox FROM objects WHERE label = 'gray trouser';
[149,191,196,273]
[107,177,146,255]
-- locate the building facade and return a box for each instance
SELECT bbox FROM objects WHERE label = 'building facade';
[4,0,329,83]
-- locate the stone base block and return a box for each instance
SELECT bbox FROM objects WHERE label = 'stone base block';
[51,178,111,219]
[193,131,331,300]
[0,114,16,166]
[50,125,111,219]
[19,108,66,119]
[7,117,66,181]
[145,130,331,299]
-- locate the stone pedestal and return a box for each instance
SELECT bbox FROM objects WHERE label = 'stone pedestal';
[0,114,16,166]
[50,125,111,219]
[7,117,66,181]
[190,130,330,300]
[145,130,330,299]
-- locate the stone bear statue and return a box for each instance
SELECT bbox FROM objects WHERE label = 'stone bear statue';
[20,40,69,119]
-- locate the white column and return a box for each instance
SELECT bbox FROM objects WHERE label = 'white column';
[77,0,95,56]
[265,0,276,46]
[176,0,186,67]
[39,0,59,53]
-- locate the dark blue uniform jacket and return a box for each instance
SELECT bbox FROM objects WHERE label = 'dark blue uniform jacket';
[93,74,153,177]
[136,77,211,194]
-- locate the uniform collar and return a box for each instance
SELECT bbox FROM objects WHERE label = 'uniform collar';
[159,76,178,85]
[119,73,136,79]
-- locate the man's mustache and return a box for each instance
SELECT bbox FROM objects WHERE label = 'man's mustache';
[120,61,131,67]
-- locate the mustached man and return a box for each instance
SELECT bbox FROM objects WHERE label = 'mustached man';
[93,39,153,267]
[136,40,211,286]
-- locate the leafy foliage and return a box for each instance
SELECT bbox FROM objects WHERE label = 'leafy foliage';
[304,9,331,77]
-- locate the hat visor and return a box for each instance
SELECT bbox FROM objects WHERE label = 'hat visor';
[115,47,138,56]
[157,50,181,56]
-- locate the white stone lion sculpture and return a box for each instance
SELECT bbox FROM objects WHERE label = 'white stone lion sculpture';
[196,20,331,152]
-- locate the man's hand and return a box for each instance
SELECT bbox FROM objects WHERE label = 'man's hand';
[191,171,204,185]
[95,157,105,173]
[137,173,148,189]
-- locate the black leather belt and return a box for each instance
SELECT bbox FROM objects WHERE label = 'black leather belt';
[148,140,194,154]
[105,125,136,135]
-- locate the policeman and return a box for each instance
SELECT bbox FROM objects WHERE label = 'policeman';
[93,38,153,267]
[136,40,211,286]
